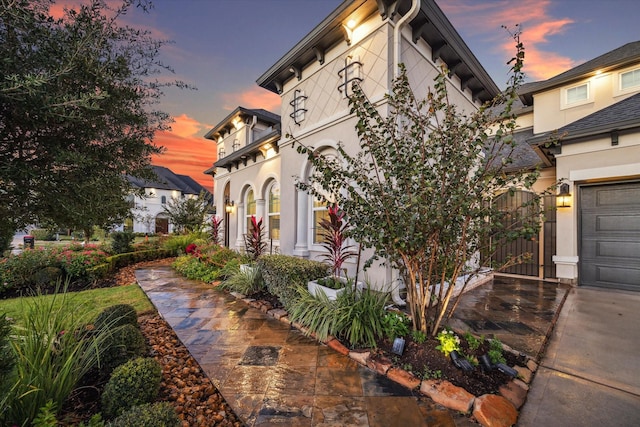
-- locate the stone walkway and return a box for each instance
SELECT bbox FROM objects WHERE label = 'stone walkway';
[136,267,476,426]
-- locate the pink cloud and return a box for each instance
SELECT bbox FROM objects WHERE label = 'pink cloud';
[152,115,217,189]
[221,87,281,113]
[439,0,576,80]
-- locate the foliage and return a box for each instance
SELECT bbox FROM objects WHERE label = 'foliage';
[101,357,162,419]
[221,266,265,295]
[32,400,58,427]
[32,266,64,287]
[318,204,357,279]
[294,34,551,335]
[0,284,112,425]
[244,216,266,261]
[99,323,147,374]
[463,331,483,351]
[109,402,180,427]
[0,247,56,292]
[0,314,14,397]
[172,255,218,283]
[162,192,211,234]
[217,258,242,280]
[78,414,106,427]
[381,312,411,341]
[30,229,57,241]
[111,231,135,255]
[51,244,109,281]
[289,285,388,348]
[411,329,427,344]
[435,328,461,357]
[1,0,187,239]
[210,216,223,246]
[257,255,328,311]
[488,338,506,365]
[94,304,138,331]
[161,233,207,254]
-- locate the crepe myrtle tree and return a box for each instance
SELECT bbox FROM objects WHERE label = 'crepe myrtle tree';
[295,35,553,335]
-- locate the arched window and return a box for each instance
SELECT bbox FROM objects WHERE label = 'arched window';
[245,189,256,233]
[267,182,280,240]
[161,195,167,205]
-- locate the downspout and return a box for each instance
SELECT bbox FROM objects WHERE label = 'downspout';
[390,0,419,307]
[393,0,420,78]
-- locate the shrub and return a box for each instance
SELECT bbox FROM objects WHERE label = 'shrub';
[99,324,147,374]
[111,231,135,254]
[220,266,265,295]
[101,357,162,419]
[0,247,56,292]
[0,314,15,396]
[30,228,57,241]
[51,245,109,282]
[161,233,207,254]
[217,257,241,280]
[289,285,388,348]
[1,285,112,425]
[94,304,138,331]
[109,402,180,427]
[381,311,411,341]
[172,255,219,283]
[488,338,506,365]
[32,266,63,287]
[202,246,244,269]
[258,255,328,310]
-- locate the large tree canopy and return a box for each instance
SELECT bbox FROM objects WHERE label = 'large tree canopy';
[296,35,554,335]
[0,0,185,245]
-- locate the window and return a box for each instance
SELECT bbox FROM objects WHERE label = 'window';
[312,197,329,244]
[562,82,591,109]
[268,182,280,240]
[620,68,640,91]
[245,189,256,233]
[161,195,167,204]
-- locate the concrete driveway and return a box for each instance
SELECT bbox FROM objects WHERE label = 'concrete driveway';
[518,286,640,426]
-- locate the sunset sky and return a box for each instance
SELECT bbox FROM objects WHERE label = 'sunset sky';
[54,0,640,190]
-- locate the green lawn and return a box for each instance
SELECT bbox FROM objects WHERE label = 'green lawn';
[0,285,154,326]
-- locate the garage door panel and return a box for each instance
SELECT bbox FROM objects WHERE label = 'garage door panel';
[581,240,640,259]
[581,263,640,290]
[580,182,640,290]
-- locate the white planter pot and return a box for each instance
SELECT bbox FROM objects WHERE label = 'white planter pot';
[240,263,257,274]
[307,276,363,301]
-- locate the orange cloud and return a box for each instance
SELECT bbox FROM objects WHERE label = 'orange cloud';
[439,0,576,80]
[222,87,281,114]
[152,115,216,190]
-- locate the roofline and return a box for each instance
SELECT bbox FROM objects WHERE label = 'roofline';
[529,119,640,146]
[209,128,281,175]
[256,0,499,102]
[204,107,280,140]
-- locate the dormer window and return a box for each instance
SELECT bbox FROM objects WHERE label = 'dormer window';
[289,89,307,125]
[338,55,363,97]
[562,81,592,109]
[620,68,640,92]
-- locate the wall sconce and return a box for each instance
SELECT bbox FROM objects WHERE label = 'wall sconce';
[557,183,571,208]
[225,199,235,214]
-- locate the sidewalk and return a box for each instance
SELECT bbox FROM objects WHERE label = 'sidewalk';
[518,286,640,426]
[135,267,474,427]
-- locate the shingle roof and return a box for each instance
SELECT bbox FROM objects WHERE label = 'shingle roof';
[487,128,543,171]
[127,165,210,196]
[529,92,640,145]
[519,41,640,105]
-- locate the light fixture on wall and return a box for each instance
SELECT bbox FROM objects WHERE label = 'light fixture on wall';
[557,183,571,208]
[225,199,235,214]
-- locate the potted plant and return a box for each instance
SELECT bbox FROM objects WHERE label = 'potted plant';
[307,204,358,300]
[241,215,266,273]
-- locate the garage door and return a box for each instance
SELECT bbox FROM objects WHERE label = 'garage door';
[580,182,640,290]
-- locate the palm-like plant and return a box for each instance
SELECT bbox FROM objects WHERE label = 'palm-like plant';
[245,216,266,261]
[319,204,357,281]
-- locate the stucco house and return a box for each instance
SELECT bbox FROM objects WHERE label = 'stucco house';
[124,165,210,235]
[204,0,640,291]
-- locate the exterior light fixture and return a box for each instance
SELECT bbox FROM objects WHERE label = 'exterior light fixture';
[225,199,234,214]
[346,19,357,29]
[556,183,571,208]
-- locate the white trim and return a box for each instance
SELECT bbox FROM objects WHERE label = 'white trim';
[569,163,640,182]
[561,81,593,110]
[615,66,640,96]
[552,255,579,265]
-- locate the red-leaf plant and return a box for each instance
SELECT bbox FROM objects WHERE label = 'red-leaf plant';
[210,216,223,246]
[244,215,267,261]
[319,204,357,284]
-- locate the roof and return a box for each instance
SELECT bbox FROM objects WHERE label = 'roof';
[529,92,640,146]
[128,165,210,196]
[208,126,281,175]
[256,0,499,103]
[487,128,545,171]
[519,41,640,105]
[203,107,281,141]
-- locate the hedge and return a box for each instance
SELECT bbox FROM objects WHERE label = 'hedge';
[88,248,177,280]
[257,255,328,310]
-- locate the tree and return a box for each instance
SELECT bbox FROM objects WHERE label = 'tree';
[296,35,552,335]
[0,0,187,246]
[162,192,211,234]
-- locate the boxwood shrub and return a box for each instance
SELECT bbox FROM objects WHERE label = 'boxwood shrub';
[258,255,328,310]
[109,402,180,427]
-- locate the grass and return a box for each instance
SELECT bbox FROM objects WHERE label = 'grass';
[0,285,154,326]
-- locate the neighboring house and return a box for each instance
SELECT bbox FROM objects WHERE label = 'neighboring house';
[124,165,211,234]
[519,41,640,290]
[203,0,640,291]
[205,0,499,286]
